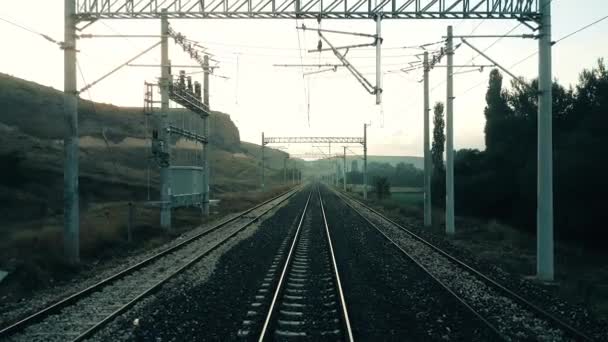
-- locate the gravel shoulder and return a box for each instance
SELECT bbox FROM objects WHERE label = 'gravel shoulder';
[88,189,310,341]
[322,187,497,341]
[339,189,608,341]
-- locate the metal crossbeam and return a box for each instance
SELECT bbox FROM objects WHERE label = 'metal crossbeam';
[74,0,539,21]
[168,126,209,144]
[289,153,342,159]
[264,137,364,144]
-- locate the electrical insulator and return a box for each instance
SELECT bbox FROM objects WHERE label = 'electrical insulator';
[317,40,322,51]
[187,76,193,92]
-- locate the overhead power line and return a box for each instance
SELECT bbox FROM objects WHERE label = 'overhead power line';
[555,14,608,44]
[0,15,61,46]
[458,9,608,97]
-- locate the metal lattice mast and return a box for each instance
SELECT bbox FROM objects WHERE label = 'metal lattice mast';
[363,123,368,200]
[159,10,172,229]
[202,54,210,216]
[423,51,432,228]
[445,25,455,235]
[537,0,554,281]
[261,132,265,189]
[283,157,287,184]
[64,0,79,262]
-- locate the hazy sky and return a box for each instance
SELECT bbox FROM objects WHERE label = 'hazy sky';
[2,1,607,157]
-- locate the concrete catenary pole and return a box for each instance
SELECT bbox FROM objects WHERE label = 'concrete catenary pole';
[375,14,382,105]
[159,10,172,229]
[363,123,368,200]
[261,132,265,189]
[537,0,554,282]
[445,25,455,235]
[202,54,210,216]
[64,0,79,262]
[343,146,347,191]
[423,51,432,228]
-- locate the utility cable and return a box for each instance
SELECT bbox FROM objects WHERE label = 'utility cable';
[76,61,121,180]
[458,8,607,97]
[295,18,310,127]
[555,13,608,44]
[0,15,62,46]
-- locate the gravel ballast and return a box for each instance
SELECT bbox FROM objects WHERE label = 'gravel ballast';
[336,189,574,341]
[88,189,311,341]
[321,187,497,341]
[238,192,348,340]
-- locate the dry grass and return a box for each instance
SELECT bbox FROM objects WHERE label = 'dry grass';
[0,185,294,302]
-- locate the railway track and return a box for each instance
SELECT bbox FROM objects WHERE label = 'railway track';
[331,187,593,342]
[0,187,301,342]
[237,187,353,341]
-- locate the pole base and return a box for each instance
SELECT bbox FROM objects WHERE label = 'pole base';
[524,275,559,287]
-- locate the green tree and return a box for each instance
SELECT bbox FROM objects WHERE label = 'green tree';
[374,176,391,199]
[431,102,445,172]
[484,69,512,155]
[431,102,446,207]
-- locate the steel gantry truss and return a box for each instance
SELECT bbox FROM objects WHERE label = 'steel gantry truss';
[74,0,540,20]
[63,0,555,283]
[264,137,364,144]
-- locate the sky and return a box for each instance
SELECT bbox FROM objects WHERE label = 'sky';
[1,1,607,157]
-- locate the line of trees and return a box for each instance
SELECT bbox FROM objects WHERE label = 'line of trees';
[346,160,424,188]
[431,60,608,245]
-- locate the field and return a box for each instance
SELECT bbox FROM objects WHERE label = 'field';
[390,192,424,206]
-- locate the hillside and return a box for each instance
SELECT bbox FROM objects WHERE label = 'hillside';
[0,73,296,302]
[0,73,287,221]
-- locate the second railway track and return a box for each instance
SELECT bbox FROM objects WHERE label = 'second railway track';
[0,187,301,342]
[330,186,593,342]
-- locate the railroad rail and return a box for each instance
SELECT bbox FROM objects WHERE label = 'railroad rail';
[237,187,353,341]
[0,186,301,342]
[332,187,593,342]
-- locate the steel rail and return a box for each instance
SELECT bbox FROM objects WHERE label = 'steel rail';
[334,189,594,342]
[0,186,301,339]
[257,190,312,341]
[318,189,355,342]
[332,188,505,340]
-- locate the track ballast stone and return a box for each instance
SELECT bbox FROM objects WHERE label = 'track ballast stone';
[322,188,497,341]
[339,190,571,341]
[89,189,310,341]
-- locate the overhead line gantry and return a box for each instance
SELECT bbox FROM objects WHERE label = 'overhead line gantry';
[64,0,555,283]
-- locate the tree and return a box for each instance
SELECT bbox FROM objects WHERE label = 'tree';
[483,69,512,155]
[351,159,359,173]
[374,176,390,199]
[431,102,445,172]
[431,102,446,207]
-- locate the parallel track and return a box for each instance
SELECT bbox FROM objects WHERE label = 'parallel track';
[333,187,593,342]
[241,187,353,341]
[0,187,301,342]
